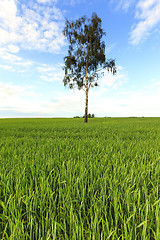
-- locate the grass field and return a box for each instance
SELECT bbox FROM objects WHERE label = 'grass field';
[0,117,160,239]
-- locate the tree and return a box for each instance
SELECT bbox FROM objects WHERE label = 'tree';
[63,12,116,123]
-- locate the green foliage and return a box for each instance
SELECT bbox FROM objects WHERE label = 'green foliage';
[63,12,116,90]
[0,118,160,239]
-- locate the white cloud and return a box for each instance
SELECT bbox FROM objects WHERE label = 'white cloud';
[101,65,127,88]
[130,0,160,45]
[7,45,20,53]
[88,87,160,117]
[0,80,83,117]
[0,0,65,58]
[0,48,21,61]
[0,0,19,30]
[110,0,160,45]
[0,64,15,71]
[149,80,160,88]
[37,64,64,82]
[0,82,37,99]
[0,47,33,68]
[0,81,41,117]
[1,77,160,117]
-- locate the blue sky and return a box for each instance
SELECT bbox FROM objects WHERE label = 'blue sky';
[0,0,160,118]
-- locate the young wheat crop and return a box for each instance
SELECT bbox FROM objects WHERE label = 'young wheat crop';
[0,118,160,239]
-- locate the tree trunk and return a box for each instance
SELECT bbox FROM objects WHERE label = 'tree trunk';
[84,86,88,123]
[84,65,88,123]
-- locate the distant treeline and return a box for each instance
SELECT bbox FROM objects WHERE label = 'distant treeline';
[74,113,95,118]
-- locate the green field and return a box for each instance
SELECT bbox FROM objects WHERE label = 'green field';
[0,118,160,239]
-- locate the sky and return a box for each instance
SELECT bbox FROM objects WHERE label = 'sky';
[0,0,160,118]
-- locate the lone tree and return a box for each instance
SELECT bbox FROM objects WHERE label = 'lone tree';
[63,13,116,123]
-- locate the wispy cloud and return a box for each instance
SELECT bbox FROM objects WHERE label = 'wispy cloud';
[106,43,117,54]
[130,0,160,45]
[110,0,160,45]
[37,64,64,82]
[0,47,33,70]
[62,0,85,6]
[37,0,57,3]
[110,0,136,11]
